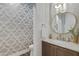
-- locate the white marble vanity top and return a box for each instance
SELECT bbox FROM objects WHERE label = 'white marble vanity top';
[42,39,79,52]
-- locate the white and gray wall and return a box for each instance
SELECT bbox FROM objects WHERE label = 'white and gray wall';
[33,3,50,56]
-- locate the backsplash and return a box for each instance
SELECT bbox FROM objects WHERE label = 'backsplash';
[0,3,34,55]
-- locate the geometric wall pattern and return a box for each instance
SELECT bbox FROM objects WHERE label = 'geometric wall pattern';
[0,3,33,56]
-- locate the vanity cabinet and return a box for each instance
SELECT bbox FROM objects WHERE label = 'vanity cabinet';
[42,41,79,56]
[42,41,56,56]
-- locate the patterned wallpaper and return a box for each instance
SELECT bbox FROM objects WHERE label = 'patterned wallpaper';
[0,3,33,56]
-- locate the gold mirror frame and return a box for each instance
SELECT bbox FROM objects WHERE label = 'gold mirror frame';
[50,12,77,34]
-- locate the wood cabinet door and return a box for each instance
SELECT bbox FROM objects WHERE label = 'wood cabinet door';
[42,41,51,56]
[49,44,56,56]
[56,46,79,56]
[42,41,56,56]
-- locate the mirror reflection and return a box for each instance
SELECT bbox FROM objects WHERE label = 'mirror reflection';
[51,12,76,33]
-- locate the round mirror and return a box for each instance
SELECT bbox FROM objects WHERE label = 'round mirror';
[50,12,76,33]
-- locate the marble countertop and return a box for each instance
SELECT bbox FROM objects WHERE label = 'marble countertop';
[42,39,79,52]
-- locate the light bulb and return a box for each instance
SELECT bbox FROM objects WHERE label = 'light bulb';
[55,4,62,8]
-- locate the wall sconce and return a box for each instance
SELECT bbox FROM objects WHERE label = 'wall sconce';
[55,3,66,13]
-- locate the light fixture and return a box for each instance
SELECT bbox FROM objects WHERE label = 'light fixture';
[55,3,66,13]
[55,3,62,8]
